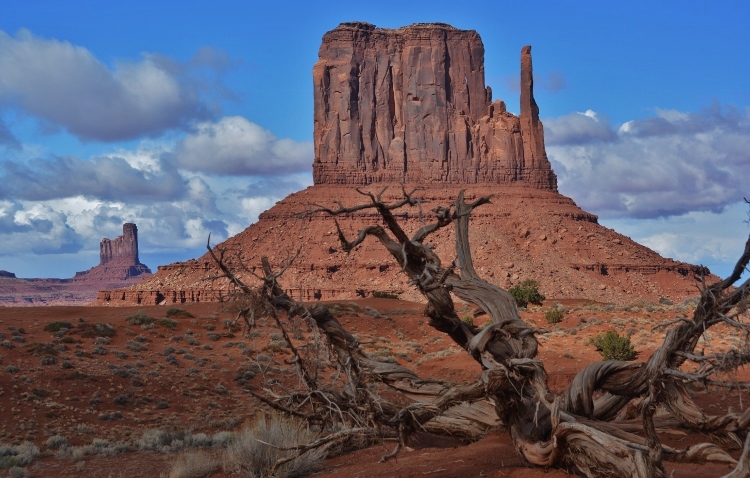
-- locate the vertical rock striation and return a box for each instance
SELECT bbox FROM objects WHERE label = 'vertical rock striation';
[76,223,151,280]
[312,22,557,190]
[100,223,141,265]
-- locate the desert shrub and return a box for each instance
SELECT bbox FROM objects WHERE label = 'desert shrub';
[211,431,233,448]
[0,442,39,469]
[590,330,638,361]
[159,319,178,329]
[166,308,194,318]
[544,309,565,324]
[4,365,19,374]
[222,414,324,478]
[8,466,28,478]
[76,322,116,338]
[126,313,156,326]
[461,315,474,326]
[186,433,211,448]
[363,307,382,317]
[46,435,69,450]
[508,279,545,308]
[137,429,184,451]
[40,356,57,366]
[24,342,58,357]
[168,450,220,478]
[126,340,149,352]
[44,321,73,333]
[372,291,399,299]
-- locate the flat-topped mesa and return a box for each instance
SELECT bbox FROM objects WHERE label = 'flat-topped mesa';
[312,22,557,190]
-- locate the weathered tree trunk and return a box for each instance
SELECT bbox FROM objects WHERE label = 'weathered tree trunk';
[209,189,750,477]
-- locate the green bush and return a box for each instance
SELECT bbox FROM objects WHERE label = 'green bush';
[590,330,638,361]
[166,308,194,318]
[544,309,564,324]
[77,322,115,338]
[158,319,178,329]
[43,322,73,333]
[372,291,399,299]
[508,280,546,308]
[461,315,474,327]
[125,313,155,326]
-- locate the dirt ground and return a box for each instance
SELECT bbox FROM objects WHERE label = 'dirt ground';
[0,298,746,477]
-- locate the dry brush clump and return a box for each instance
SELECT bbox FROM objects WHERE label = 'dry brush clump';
[207,188,750,478]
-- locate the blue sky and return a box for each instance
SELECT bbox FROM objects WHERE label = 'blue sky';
[1,0,749,280]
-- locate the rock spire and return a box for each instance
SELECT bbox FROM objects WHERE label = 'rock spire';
[312,22,557,190]
[100,223,141,265]
[76,223,151,280]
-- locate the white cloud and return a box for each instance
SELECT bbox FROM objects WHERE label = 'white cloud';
[546,102,750,219]
[175,116,313,175]
[0,29,225,141]
[545,110,616,145]
[601,202,749,278]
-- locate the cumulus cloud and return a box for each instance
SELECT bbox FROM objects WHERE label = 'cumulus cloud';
[0,154,187,202]
[545,110,616,145]
[175,116,313,175]
[0,201,84,255]
[0,30,231,141]
[546,102,750,219]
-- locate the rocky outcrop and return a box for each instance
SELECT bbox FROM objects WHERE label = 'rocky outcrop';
[76,224,151,280]
[95,288,227,306]
[312,22,557,190]
[100,223,142,266]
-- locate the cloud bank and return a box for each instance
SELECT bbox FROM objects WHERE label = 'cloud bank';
[175,116,313,175]
[546,103,750,219]
[0,30,230,141]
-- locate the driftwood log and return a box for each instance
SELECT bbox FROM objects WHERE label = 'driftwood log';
[209,189,750,477]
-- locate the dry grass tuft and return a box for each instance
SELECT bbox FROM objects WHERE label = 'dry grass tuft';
[168,450,220,478]
[222,414,324,478]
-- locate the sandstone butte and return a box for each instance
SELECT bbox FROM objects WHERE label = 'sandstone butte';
[0,223,151,306]
[97,22,712,307]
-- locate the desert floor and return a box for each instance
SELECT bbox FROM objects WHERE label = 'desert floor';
[0,298,746,477]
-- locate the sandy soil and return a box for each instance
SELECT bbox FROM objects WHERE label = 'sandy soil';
[0,298,746,477]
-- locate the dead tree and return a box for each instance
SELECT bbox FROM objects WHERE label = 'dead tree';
[209,188,750,477]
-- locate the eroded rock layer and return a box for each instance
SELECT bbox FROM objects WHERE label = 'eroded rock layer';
[313,22,557,190]
[99,185,711,306]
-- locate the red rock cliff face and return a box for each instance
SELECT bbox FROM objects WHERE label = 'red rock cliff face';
[100,223,140,265]
[312,22,557,190]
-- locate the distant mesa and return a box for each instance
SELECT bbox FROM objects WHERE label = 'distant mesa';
[75,223,152,280]
[97,22,712,307]
[0,223,151,306]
